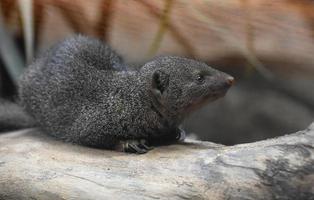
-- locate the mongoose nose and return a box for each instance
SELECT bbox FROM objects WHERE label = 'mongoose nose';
[226,76,235,86]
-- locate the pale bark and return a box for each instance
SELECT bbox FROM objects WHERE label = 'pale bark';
[0,123,314,200]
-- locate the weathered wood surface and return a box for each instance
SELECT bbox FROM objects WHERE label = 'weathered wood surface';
[0,124,314,200]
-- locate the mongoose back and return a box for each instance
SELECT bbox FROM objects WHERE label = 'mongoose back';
[19,35,234,153]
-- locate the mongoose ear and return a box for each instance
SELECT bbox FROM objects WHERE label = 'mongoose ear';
[152,69,169,96]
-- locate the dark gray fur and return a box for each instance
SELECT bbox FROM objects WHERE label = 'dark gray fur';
[0,98,35,132]
[18,35,233,151]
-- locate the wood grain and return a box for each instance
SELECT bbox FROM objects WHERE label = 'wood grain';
[0,123,313,199]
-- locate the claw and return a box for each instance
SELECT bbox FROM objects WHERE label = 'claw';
[139,143,154,150]
[116,139,153,154]
[176,128,186,141]
[140,139,154,150]
[128,143,147,154]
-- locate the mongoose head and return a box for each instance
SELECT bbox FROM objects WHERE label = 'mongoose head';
[141,56,234,122]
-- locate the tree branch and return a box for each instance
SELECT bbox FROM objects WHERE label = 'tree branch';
[0,123,313,199]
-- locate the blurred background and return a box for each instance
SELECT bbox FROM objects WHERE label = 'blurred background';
[0,0,313,145]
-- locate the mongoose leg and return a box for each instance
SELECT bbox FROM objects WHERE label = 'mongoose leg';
[115,139,154,154]
[177,127,186,141]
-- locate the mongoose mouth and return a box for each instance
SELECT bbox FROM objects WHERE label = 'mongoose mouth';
[185,93,224,113]
[185,76,234,113]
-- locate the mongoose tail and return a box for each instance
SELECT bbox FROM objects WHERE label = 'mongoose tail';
[0,98,36,132]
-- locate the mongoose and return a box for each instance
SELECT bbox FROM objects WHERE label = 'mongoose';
[0,98,36,131]
[17,35,234,153]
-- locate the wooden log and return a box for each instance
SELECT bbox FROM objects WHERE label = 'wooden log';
[0,123,314,199]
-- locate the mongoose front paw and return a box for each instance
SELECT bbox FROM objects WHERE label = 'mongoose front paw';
[177,127,186,141]
[115,139,154,154]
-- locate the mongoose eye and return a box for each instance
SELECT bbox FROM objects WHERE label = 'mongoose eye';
[196,74,205,83]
